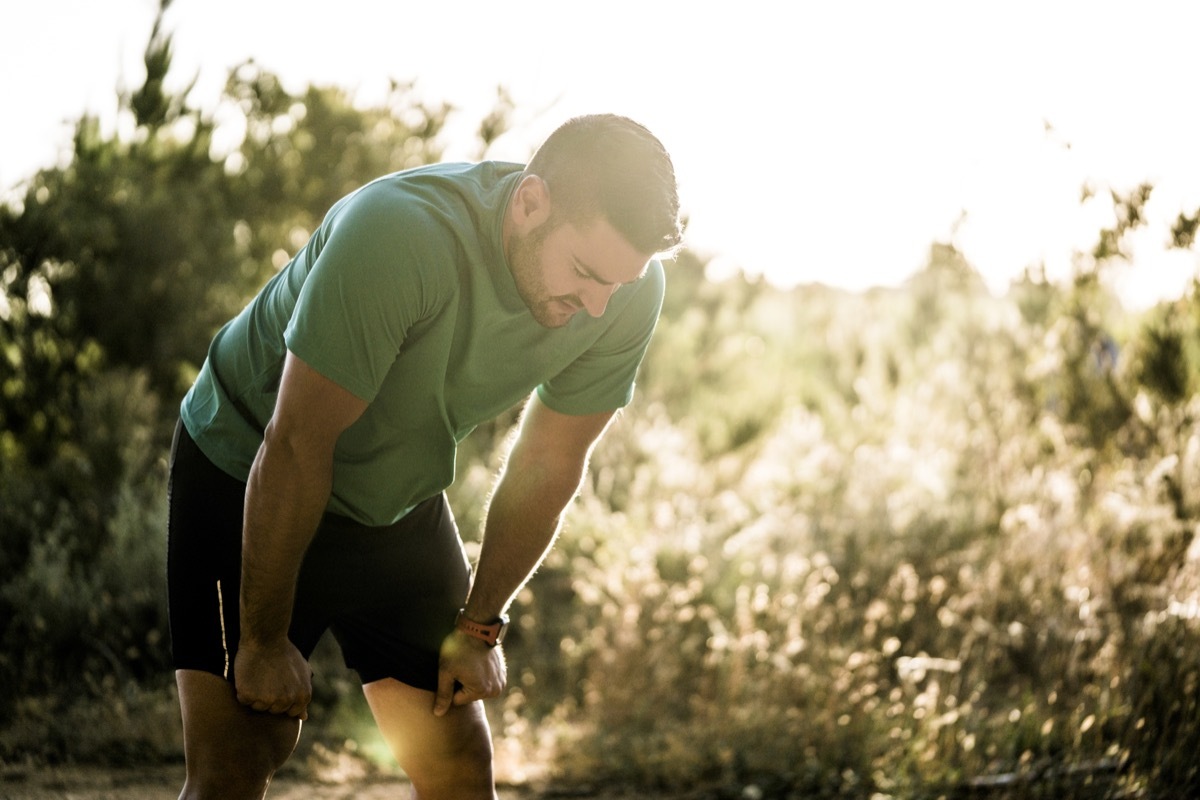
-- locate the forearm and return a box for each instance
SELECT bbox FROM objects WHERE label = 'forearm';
[240,429,333,645]
[464,456,585,620]
[434,398,612,713]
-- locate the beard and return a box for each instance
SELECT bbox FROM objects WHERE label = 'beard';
[507,223,582,329]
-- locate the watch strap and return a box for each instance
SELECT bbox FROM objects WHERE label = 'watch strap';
[454,610,508,646]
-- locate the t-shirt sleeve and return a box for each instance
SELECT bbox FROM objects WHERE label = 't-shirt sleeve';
[284,187,448,402]
[536,259,666,415]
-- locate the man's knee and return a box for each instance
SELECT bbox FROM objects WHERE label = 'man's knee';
[180,767,270,800]
[446,720,495,768]
[177,670,302,799]
[180,717,300,799]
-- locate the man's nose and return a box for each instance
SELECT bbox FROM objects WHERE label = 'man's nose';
[580,283,618,318]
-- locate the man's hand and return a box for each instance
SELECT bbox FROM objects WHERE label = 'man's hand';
[433,630,507,716]
[234,639,312,720]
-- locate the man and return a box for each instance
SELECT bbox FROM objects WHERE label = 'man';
[167,113,683,799]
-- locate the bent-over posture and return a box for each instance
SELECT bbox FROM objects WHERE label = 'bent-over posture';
[167,113,683,799]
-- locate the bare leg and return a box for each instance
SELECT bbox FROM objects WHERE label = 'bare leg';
[363,678,497,800]
[176,669,302,800]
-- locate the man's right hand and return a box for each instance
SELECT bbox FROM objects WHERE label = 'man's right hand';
[433,630,507,716]
[233,639,312,720]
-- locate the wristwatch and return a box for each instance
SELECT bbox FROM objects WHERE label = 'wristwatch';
[455,609,510,647]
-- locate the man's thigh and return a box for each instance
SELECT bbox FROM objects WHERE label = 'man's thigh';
[167,421,248,680]
[169,420,469,690]
[362,677,496,799]
[297,495,472,692]
[167,421,334,683]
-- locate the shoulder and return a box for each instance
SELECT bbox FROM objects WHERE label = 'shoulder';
[641,259,667,299]
[338,162,523,217]
[326,162,522,252]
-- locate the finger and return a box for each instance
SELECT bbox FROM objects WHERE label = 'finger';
[241,690,272,712]
[284,670,313,719]
[433,669,456,717]
[453,679,494,706]
[287,701,309,720]
[294,689,312,720]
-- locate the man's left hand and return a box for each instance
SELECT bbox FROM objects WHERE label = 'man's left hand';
[433,630,507,716]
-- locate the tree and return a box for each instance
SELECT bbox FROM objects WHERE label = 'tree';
[0,0,498,722]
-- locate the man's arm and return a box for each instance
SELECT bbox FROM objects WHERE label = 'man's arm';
[433,393,616,715]
[235,351,368,719]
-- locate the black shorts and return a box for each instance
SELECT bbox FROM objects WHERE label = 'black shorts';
[166,421,471,691]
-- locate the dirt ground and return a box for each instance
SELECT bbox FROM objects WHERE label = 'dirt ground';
[0,765,537,799]
[0,765,654,800]
[0,765,405,800]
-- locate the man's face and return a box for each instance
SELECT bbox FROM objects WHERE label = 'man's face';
[508,215,652,329]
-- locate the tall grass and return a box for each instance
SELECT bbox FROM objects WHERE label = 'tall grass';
[474,256,1200,798]
[4,248,1199,799]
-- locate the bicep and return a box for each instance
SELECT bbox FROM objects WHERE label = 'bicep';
[269,350,369,453]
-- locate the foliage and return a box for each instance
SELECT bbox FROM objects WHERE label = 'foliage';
[0,2,470,735]
[6,6,1200,800]
[485,234,1200,798]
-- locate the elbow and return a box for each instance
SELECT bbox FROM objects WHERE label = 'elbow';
[260,416,337,476]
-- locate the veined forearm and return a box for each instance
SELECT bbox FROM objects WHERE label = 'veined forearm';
[240,432,333,645]
[434,398,614,714]
[464,458,584,620]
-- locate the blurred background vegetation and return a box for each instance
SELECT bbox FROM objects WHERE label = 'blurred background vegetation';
[3,10,1200,800]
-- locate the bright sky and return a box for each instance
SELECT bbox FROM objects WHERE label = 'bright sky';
[2,0,1198,308]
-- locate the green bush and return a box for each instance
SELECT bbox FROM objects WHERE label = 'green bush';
[486,255,1200,799]
[6,10,1200,797]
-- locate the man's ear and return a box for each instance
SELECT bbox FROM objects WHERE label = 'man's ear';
[511,175,552,232]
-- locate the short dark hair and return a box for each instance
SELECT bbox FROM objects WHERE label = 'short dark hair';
[525,114,683,255]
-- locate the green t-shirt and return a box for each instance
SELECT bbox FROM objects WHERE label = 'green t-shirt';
[180,161,665,526]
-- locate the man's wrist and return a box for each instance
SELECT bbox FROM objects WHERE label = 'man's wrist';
[239,634,290,651]
[454,609,510,647]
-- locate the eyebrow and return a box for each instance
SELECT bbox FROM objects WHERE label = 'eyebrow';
[574,255,648,286]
